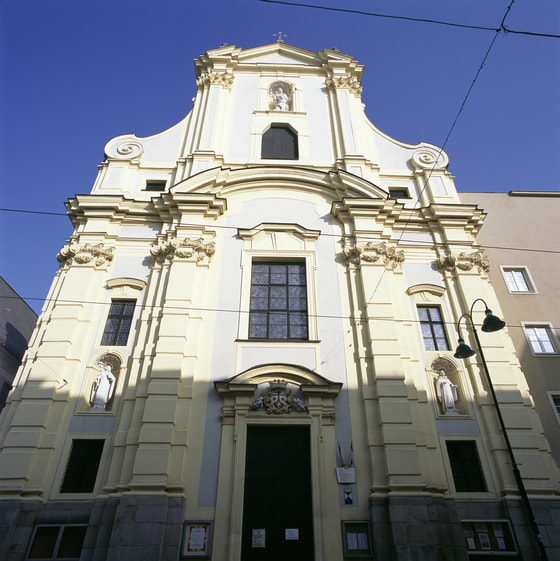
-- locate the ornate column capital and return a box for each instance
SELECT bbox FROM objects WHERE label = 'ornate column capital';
[435,251,490,274]
[196,71,234,90]
[150,236,216,264]
[343,241,405,270]
[57,242,115,268]
[325,75,363,96]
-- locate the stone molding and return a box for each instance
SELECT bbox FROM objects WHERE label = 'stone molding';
[150,236,216,264]
[435,251,490,274]
[57,242,115,268]
[326,75,363,95]
[196,71,234,90]
[344,241,405,270]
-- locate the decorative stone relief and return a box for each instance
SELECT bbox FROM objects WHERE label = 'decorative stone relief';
[269,81,292,111]
[251,379,307,414]
[196,71,234,90]
[115,141,143,160]
[150,237,216,264]
[343,241,405,270]
[326,75,363,96]
[436,251,490,274]
[411,148,449,171]
[57,242,115,267]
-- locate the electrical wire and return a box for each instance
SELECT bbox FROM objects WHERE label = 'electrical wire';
[258,0,560,38]
[1,207,560,256]
[0,293,546,332]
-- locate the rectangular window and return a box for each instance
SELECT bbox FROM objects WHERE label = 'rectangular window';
[60,439,104,493]
[101,300,135,346]
[145,180,166,191]
[446,440,487,492]
[524,325,557,354]
[550,393,560,425]
[417,305,449,351]
[388,188,410,199]
[249,262,308,340]
[27,525,87,560]
[502,267,534,293]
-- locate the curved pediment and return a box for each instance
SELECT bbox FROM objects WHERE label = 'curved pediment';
[170,166,388,201]
[222,363,338,388]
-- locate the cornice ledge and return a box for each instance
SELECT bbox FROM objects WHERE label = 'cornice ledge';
[153,192,227,221]
[238,222,320,241]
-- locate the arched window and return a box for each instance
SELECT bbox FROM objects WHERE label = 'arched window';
[261,125,298,160]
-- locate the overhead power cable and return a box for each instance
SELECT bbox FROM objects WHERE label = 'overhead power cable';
[258,0,560,38]
[2,206,560,256]
[0,293,544,333]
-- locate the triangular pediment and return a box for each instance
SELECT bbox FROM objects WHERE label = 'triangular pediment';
[195,42,362,76]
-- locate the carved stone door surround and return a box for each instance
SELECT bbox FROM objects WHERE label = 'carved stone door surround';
[213,364,342,561]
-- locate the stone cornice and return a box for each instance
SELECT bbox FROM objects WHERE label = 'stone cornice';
[153,192,227,222]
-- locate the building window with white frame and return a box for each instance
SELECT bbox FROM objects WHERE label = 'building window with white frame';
[549,393,560,425]
[524,324,558,354]
[501,267,535,293]
[249,261,308,340]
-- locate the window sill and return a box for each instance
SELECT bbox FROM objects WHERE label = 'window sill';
[236,339,320,344]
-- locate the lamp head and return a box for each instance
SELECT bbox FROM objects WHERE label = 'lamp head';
[454,338,476,359]
[481,308,506,332]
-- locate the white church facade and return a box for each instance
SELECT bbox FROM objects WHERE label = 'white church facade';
[1,41,559,561]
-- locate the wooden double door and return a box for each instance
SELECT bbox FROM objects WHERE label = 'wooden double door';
[241,426,314,560]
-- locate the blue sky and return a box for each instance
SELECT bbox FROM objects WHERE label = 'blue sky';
[1,0,559,314]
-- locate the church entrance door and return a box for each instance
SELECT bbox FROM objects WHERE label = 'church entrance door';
[241,425,314,561]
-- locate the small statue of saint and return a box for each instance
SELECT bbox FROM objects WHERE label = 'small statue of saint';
[272,86,290,111]
[90,363,116,410]
[436,370,460,415]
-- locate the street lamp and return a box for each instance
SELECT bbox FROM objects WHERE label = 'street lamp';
[454,298,548,561]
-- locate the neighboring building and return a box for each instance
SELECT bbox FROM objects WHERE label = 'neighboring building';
[0,277,37,413]
[1,42,559,561]
[460,191,560,469]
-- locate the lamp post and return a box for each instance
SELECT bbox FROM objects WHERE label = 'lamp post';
[454,298,548,561]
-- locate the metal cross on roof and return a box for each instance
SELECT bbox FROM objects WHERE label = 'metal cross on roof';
[274,31,287,42]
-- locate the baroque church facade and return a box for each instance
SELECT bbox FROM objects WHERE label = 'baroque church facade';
[1,41,559,561]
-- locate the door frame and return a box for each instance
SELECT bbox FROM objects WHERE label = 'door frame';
[213,364,342,561]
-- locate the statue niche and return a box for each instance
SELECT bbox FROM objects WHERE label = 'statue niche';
[88,354,121,412]
[430,356,468,417]
[269,81,292,112]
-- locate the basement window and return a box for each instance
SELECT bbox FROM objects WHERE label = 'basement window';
[27,525,87,560]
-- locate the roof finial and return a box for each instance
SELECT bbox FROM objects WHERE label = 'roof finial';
[273,31,287,43]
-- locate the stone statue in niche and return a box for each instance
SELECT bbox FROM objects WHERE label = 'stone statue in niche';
[436,370,460,415]
[90,363,116,410]
[269,82,291,111]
